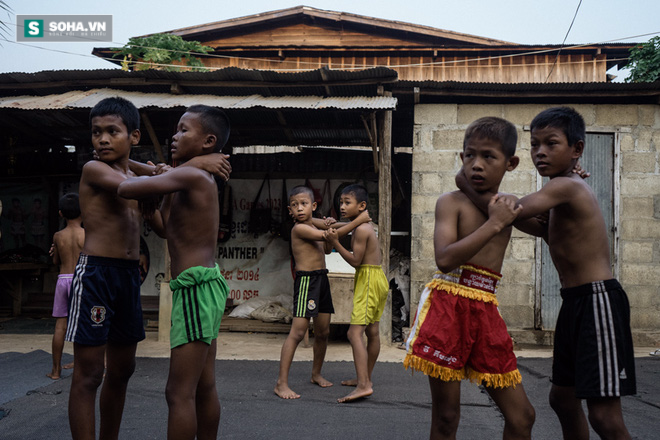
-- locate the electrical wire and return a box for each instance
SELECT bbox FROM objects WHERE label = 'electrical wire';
[546,0,583,82]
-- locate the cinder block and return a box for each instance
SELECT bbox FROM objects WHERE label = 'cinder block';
[499,171,536,195]
[639,105,656,126]
[413,151,459,172]
[636,130,654,152]
[415,104,457,126]
[510,238,536,260]
[457,104,504,124]
[621,263,660,285]
[432,129,466,151]
[414,129,434,152]
[622,152,657,173]
[653,131,660,151]
[595,105,638,126]
[621,218,660,239]
[570,104,596,125]
[503,104,548,125]
[619,134,635,152]
[621,175,660,196]
[621,197,653,218]
[497,283,533,306]
[411,194,438,216]
[419,173,443,194]
[622,241,655,263]
[499,304,534,328]
[501,261,535,281]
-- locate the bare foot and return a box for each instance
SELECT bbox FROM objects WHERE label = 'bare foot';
[46,371,61,380]
[63,362,74,370]
[337,386,373,403]
[274,383,301,399]
[311,374,333,388]
[341,378,357,387]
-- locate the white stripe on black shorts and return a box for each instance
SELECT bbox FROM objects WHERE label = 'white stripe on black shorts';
[552,279,636,398]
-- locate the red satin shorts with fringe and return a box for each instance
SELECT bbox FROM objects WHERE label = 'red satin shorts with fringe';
[404,264,521,388]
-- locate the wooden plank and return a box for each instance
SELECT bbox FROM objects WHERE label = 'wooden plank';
[377,94,393,344]
[203,24,429,48]
[219,316,291,333]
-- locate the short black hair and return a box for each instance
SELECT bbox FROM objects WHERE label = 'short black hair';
[89,96,140,133]
[530,106,585,147]
[463,117,518,158]
[185,105,231,152]
[288,185,314,204]
[59,193,80,219]
[341,184,369,204]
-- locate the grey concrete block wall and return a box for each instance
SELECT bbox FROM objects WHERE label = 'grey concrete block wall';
[411,103,660,340]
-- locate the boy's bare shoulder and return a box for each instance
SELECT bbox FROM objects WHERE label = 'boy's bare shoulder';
[292,222,315,236]
[172,164,215,187]
[82,158,112,174]
[354,221,375,235]
[436,190,472,209]
[80,159,132,190]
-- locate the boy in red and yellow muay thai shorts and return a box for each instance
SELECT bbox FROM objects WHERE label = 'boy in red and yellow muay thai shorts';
[405,264,520,388]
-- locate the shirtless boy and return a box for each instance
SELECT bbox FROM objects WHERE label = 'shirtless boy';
[47,192,84,380]
[64,96,150,440]
[459,107,636,440]
[65,97,231,440]
[274,185,370,400]
[324,184,388,403]
[406,117,535,440]
[119,104,231,439]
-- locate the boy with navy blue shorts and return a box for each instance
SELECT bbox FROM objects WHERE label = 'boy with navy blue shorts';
[458,107,636,439]
[64,97,150,440]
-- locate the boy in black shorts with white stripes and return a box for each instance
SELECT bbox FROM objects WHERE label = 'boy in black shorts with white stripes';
[458,107,635,439]
[274,185,370,400]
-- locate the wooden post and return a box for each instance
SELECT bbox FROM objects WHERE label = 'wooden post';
[378,93,393,345]
[140,112,166,163]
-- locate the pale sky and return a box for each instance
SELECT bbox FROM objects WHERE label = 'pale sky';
[1,0,659,80]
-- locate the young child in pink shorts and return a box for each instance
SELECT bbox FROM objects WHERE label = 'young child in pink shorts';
[47,193,84,380]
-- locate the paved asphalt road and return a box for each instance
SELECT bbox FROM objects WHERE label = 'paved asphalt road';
[0,349,658,439]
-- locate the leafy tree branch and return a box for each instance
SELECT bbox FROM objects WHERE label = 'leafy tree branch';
[625,36,660,83]
[112,34,213,72]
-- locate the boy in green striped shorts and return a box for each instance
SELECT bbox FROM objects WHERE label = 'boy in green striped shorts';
[118,105,231,439]
[274,185,370,400]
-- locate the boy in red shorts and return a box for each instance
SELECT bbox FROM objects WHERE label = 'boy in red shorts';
[405,117,535,439]
[458,107,635,440]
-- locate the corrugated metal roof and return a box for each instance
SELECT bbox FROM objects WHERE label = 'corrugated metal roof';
[0,66,398,84]
[0,88,397,111]
[0,67,398,97]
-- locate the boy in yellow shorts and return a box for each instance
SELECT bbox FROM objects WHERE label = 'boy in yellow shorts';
[325,184,389,403]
